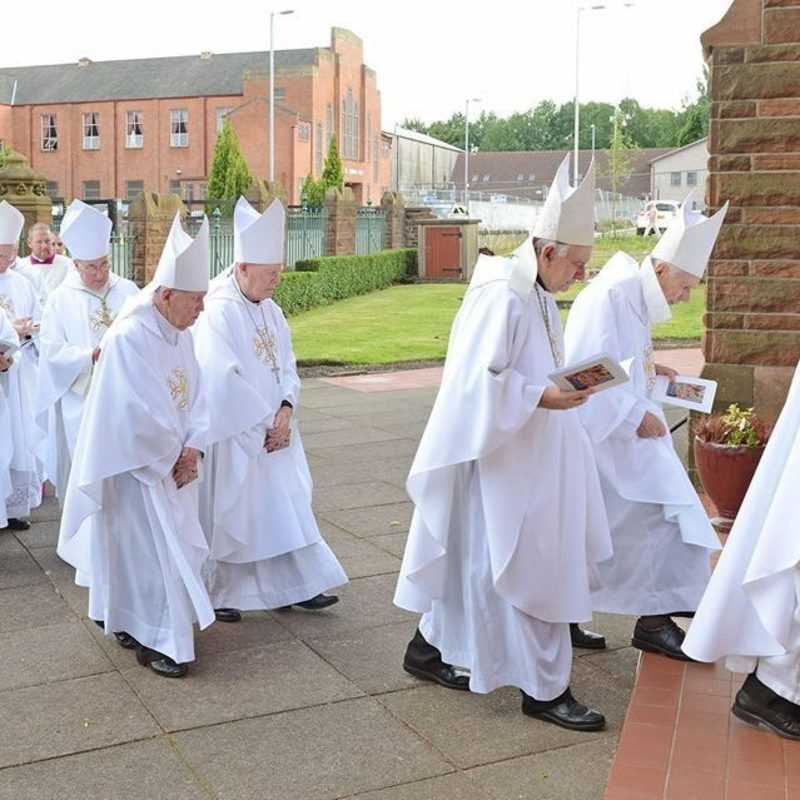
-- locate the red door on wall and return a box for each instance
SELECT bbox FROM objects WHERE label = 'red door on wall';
[425,227,462,279]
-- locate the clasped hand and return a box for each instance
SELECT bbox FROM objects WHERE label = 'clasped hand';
[12,317,34,339]
[539,386,594,410]
[172,447,200,488]
[265,407,292,452]
[0,352,13,372]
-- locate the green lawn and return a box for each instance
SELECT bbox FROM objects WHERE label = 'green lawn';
[290,278,704,366]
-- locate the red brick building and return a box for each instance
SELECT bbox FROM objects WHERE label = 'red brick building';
[0,27,392,206]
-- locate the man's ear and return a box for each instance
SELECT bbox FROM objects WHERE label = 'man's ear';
[541,244,555,262]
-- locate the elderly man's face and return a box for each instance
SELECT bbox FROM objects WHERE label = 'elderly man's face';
[76,257,110,293]
[237,263,283,302]
[538,243,593,294]
[160,288,206,330]
[654,261,698,305]
[28,229,53,260]
[0,244,17,274]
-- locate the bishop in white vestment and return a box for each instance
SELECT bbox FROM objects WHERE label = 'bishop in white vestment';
[0,313,19,529]
[36,200,138,502]
[57,214,214,679]
[0,201,42,530]
[683,363,800,740]
[15,221,74,305]
[195,198,347,620]
[395,157,613,731]
[564,200,727,660]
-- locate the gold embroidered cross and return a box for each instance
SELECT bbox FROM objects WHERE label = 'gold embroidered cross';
[89,300,114,334]
[254,326,281,383]
[167,368,189,410]
[0,295,15,319]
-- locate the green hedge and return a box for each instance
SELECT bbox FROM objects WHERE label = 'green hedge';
[274,248,417,316]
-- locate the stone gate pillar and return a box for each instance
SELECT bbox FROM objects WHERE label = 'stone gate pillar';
[0,150,52,254]
[127,193,185,286]
[380,191,407,249]
[702,0,800,422]
[323,187,357,256]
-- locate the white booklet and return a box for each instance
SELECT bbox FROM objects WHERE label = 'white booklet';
[549,353,630,394]
[653,374,717,414]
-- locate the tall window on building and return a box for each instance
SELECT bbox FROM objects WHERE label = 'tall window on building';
[326,103,333,148]
[126,180,144,200]
[315,123,323,175]
[215,107,232,134]
[41,114,58,151]
[82,112,100,150]
[373,135,379,183]
[686,171,698,186]
[170,109,189,147]
[83,180,101,200]
[670,171,682,187]
[126,111,143,148]
[46,181,59,198]
[341,89,360,160]
[168,179,181,195]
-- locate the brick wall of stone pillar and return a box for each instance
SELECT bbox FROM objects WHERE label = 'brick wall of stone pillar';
[127,193,185,286]
[702,0,800,422]
[403,206,436,252]
[380,191,406,249]
[323,187,357,256]
[0,150,52,255]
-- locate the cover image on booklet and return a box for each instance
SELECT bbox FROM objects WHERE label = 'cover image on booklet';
[653,375,718,414]
[549,353,630,394]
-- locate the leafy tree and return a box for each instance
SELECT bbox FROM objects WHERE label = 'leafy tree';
[603,107,639,235]
[300,175,326,208]
[321,135,344,192]
[206,119,251,214]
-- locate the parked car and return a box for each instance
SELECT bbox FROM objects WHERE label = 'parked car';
[636,201,680,235]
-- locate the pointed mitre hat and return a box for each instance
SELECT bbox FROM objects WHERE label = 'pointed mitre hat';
[233,196,286,265]
[152,214,210,292]
[651,196,728,278]
[532,154,595,247]
[0,200,24,246]
[60,199,113,261]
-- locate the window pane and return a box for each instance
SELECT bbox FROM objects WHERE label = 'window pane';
[46,181,59,198]
[686,171,698,186]
[170,109,188,147]
[41,114,58,151]
[126,180,144,200]
[82,112,100,150]
[83,180,100,200]
[670,172,682,186]
[169,179,181,195]
[126,111,143,148]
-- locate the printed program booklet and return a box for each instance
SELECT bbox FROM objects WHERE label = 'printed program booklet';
[549,353,630,394]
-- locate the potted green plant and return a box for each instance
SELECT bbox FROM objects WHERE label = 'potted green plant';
[693,404,771,531]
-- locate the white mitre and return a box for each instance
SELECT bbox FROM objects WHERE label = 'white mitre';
[233,196,286,265]
[533,155,595,248]
[153,214,210,292]
[651,197,729,279]
[0,200,24,246]
[60,199,112,261]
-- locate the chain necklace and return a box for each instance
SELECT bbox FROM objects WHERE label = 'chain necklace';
[534,284,563,368]
[76,284,115,338]
[233,273,281,384]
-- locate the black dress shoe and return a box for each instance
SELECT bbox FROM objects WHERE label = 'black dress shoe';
[402,628,470,691]
[214,608,242,623]
[570,623,607,650]
[521,688,606,731]
[114,632,138,650]
[281,593,340,611]
[4,518,30,531]
[135,645,188,678]
[733,673,800,740]
[631,617,693,661]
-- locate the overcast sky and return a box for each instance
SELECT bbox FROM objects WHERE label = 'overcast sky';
[6,0,733,129]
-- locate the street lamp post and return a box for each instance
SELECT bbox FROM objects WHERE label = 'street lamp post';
[574,4,606,186]
[464,97,481,209]
[591,123,597,159]
[269,9,295,184]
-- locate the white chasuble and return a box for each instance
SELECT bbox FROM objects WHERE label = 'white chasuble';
[564,253,720,616]
[36,271,139,501]
[16,254,74,306]
[0,268,42,519]
[394,256,612,700]
[0,313,19,527]
[193,268,347,610]
[57,300,214,663]
[684,361,800,704]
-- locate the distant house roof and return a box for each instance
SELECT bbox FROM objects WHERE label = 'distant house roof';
[649,137,708,163]
[0,49,320,105]
[451,147,674,198]
[387,127,463,153]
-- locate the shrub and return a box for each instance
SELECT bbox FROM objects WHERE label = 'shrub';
[694,403,771,448]
[275,248,417,315]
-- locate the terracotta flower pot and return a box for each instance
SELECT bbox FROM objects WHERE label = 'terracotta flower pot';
[693,437,766,530]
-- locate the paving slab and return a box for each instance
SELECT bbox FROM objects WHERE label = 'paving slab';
[0,621,112,692]
[307,438,419,465]
[368,531,409,557]
[270,574,414,641]
[319,501,414,538]
[349,772,483,800]
[301,426,405,451]
[312,480,408,513]
[0,738,208,800]
[0,546,48,589]
[13,519,60,549]
[123,639,363,732]
[0,673,159,769]
[322,527,402,579]
[0,582,75,634]
[174,697,452,800]
[29,498,60,523]
[307,620,419,695]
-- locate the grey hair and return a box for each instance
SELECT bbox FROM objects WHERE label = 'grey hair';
[27,222,52,238]
[532,237,570,258]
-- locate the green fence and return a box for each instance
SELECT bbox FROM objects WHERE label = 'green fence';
[207,218,234,278]
[355,207,386,256]
[110,234,135,281]
[287,208,327,268]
